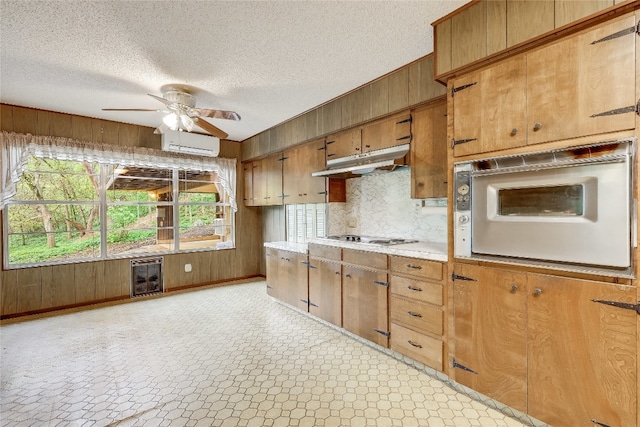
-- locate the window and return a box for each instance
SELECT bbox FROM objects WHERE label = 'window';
[4,155,235,268]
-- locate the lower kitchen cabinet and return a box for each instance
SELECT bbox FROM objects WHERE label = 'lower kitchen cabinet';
[526,274,637,427]
[389,255,445,371]
[266,249,308,311]
[265,248,280,299]
[342,264,389,347]
[308,258,342,327]
[452,263,637,427]
[452,263,528,413]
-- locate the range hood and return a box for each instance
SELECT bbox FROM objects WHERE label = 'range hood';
[312,143,410,178]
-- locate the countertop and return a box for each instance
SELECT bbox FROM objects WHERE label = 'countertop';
[263,241,309,254]
[264,239,447,262]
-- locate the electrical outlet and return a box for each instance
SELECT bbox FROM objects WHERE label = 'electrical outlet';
[184,263,192,273]
[347,217,357,228]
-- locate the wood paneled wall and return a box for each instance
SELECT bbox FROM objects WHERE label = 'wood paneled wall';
[241,54,446,161]
[0,104,263,318]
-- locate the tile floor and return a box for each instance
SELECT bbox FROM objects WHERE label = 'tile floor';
[1,281,529,427]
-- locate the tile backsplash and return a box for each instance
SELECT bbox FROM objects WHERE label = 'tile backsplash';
[328,167,447,243]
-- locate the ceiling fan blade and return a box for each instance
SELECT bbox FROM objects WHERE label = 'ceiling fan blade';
[195,108,241,121]
[148,93,174,107]
[154,123,169,135]
[102,108,159,112]
[194,117,228,139]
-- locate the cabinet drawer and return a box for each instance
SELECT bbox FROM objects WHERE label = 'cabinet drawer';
[309,243,341,261]
[389,256,443,281]
[389,275,442,306]
[390,323,443,371]
[343,249,387,270]
[390,295,442,337]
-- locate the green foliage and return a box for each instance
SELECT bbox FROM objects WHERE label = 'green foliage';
[8,233,101,263]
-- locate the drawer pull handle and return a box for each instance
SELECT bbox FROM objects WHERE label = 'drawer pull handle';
[407,311,422,318]
[407,286,423,292]
[345,274,352,278]
[406,264,422,270]
[408,340,423,348]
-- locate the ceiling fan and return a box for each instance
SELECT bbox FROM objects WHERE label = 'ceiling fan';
[102,89,240,139]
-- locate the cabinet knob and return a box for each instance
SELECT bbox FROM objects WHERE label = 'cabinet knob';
[533,122,542,131]
[533,288,543,296]
[511,285,519,293]
[511,128,518,136]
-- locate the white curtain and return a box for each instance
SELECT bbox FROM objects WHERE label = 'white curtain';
[0,131,237,210]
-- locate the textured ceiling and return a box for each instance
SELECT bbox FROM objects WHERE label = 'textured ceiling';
[0,0,468,142]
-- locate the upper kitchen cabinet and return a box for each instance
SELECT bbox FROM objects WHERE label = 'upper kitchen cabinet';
[282,139,328,204]
[433,0,623,82]
[450,55,527,157]
[506,0,554,47]
[243,153,284,206]
[361,111,412,153]
[411,99,448,199]
[242,161,257,206]
[326,128,362,159]
[450,11,636,157]
[526,12,637,146]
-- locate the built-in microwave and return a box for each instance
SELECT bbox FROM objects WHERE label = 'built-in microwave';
[453,138,636,277]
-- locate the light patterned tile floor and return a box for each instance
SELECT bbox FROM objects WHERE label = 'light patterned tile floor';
[1,281,528,427]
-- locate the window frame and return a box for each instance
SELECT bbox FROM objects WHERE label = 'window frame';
[3,155,236,269]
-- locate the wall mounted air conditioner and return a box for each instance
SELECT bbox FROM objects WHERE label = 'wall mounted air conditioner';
[161,130,220,157]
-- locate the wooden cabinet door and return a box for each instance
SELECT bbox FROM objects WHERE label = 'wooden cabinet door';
[450,1,487,70]
[308,258,342,327]
[527,275,637,427]
[326,129,362,159]
[301,139,328,204]
[242,162,255,206]
[263,154,283,206]
[342,265,389,347]
[282,146,303,205]
[252,159,266,205]
[283,139,327,205]
[278,251,308,311]
[361,112,412,153]
[265,248,279,299]
[527,13,636,146]
[452,263,528,413]
[506,0,554,48]
[411,100,447,199]
[452,55,527,157]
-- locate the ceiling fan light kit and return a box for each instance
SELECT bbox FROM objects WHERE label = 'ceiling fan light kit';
[102,88,240,140]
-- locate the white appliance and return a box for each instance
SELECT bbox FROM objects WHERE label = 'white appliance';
[161,130,220,157]
[453,138,636,276]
